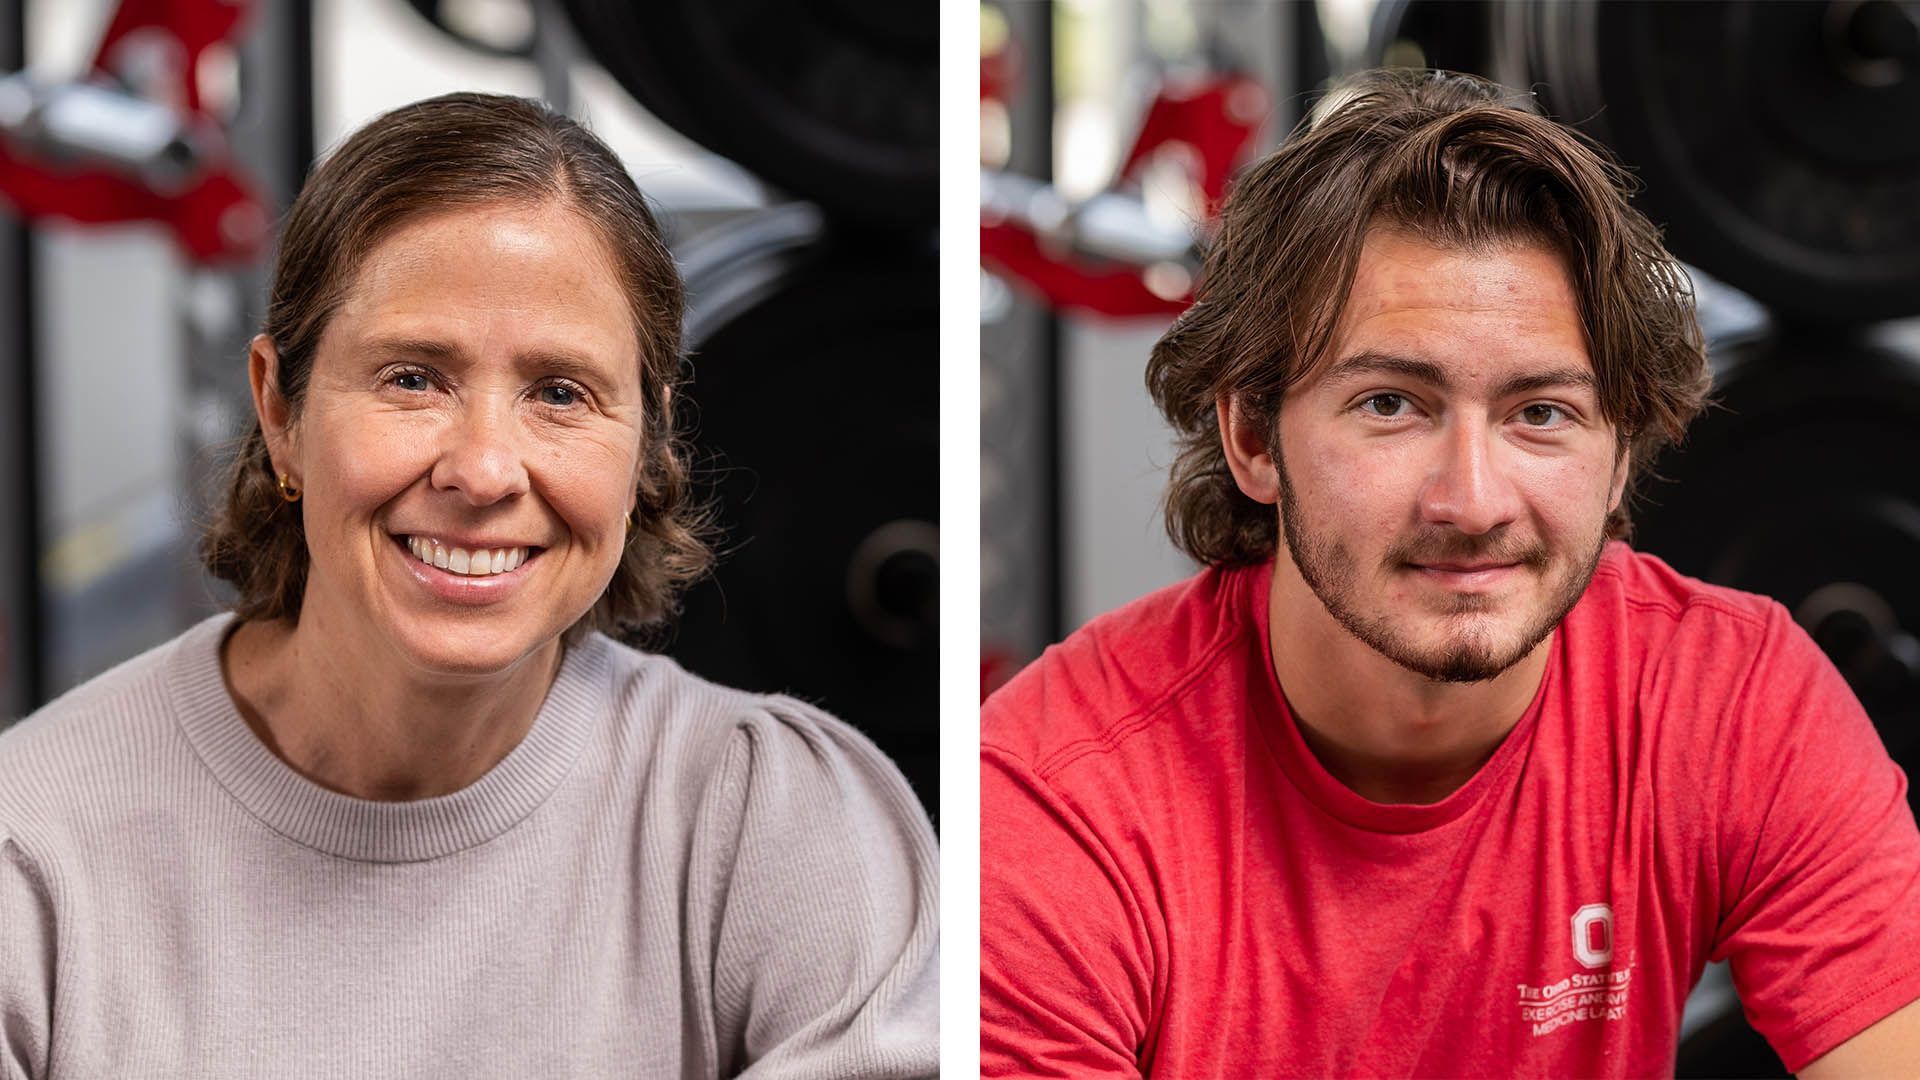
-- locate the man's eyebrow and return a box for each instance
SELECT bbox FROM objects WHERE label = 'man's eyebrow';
[1323,351,1452,390]
[1493,367,1596,399]
[1323,350,1596,399]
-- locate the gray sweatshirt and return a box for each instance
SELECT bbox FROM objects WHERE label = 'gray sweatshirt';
[0,615,938,1079]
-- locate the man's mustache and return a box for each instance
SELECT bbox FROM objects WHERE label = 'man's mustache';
[1385,533,1550,569]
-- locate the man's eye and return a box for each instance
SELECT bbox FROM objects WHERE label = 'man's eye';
[392,372,430,392]
[1520,403,1566,426]
[1360,393,1410,417]
[537,384,580,407]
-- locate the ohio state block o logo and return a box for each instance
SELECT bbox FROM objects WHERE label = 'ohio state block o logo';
[1572,903,1614,969]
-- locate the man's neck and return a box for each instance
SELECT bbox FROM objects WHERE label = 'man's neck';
[1265,555,1551,806]
[221,601,563,802]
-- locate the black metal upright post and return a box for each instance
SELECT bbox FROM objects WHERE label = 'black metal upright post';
[173,0,314,625]
[1035,4,1063,645]
[0,0,45,720]
[980,0,1067,671]
[1007,0,1062,644]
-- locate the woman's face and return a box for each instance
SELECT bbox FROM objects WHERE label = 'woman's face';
[258,200,644,678]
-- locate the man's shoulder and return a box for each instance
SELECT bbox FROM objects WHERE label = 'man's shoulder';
[1583,541,1775,624]
[982,562,1262,772]
[1572,542,1828,716]
[1574,541,1782,657]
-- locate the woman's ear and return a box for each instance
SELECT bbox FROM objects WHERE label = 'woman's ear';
[248,334,297,475]
[1216,394,1280,505]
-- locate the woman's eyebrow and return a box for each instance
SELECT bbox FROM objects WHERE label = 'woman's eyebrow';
[359,337,615,383]
[513,348,619,385]
[361,336,463,364]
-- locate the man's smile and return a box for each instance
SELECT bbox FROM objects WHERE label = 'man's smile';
[1408,561,1523,590]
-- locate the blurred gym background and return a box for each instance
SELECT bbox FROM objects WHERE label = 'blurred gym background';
[979,0,1920,1072]
[0,0,937,813]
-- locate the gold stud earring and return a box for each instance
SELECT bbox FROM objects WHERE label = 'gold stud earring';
[276,473,302,503]
[624,511,634,536]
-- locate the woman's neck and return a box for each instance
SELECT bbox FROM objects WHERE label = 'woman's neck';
[220,612,563,801]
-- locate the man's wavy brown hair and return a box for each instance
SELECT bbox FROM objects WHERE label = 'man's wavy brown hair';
[201,92,712,637]
[1146,69,1711,567]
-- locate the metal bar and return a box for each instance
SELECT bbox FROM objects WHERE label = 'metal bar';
[1004,0,1063,644]
[0,0,45,717]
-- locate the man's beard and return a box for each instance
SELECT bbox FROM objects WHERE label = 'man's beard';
[1273,445,1607,684]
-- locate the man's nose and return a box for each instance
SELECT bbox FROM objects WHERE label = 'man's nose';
[1417,419,1521,536]
[430,397,531,505]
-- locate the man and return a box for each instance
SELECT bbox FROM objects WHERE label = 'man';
[980,70,1920,1077]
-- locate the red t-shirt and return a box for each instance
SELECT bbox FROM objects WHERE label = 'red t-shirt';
[981,542,1920,1077]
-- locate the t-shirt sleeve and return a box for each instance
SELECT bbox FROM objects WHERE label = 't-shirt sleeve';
[0,832,54,1080]
[695,702,938,1080]
[1709,603,1920,1072]
[981,744,1153,1079]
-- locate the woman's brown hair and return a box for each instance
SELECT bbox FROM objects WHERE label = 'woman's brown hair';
[201,92,712,635]
[1146,69,1711,566]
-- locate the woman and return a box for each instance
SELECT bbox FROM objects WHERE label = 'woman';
[0,93,937,1079]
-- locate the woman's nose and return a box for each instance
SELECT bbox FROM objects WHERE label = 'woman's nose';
[430,399,530,505]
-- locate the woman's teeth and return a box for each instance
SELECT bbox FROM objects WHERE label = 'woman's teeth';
[406,537,529,576]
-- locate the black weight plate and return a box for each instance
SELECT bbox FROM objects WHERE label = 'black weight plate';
[661,210,938,812]
[1674,1003,1790,1077]
[559,0,936,227]
[1633,334,1920,816]
[1367,0,1496,79]
[1639,332,1920,1075]
[1520,1,1920,325]
[401,0,537,58]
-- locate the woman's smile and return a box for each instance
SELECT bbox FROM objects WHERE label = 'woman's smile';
[385,531,548,607]
[400,534,538,576]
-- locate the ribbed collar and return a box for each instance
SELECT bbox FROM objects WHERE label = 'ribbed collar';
[1245,560,1555,835]
[166,614,608,863]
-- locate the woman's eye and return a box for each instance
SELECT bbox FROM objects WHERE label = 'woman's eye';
[392,372,430,392]
[1360,393,1410,417]
[1519,403,1566,426]
[537,384,580,407]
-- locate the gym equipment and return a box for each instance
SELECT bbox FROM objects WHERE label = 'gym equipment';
[980,73,1267,318]
[559,0,936,227]
[402,0,536,57]
[0,0,268,263]
[1506,1,1919,325]
[1632,331,1920,815]
[665,204,938,804]
[1366,0,1494,80]
[1372,0,1920,325]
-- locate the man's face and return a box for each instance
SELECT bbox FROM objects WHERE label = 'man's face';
[1270,229,1627,683]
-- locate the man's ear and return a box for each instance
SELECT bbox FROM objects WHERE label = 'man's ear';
[1605,432,1632,516]
[248,334,297,476]
[1216,394,1280,506]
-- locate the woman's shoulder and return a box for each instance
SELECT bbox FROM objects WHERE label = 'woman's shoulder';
[0,615,225,759]
[584,632,927,815]
[0,615,228,827]
[586,631,870,747]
